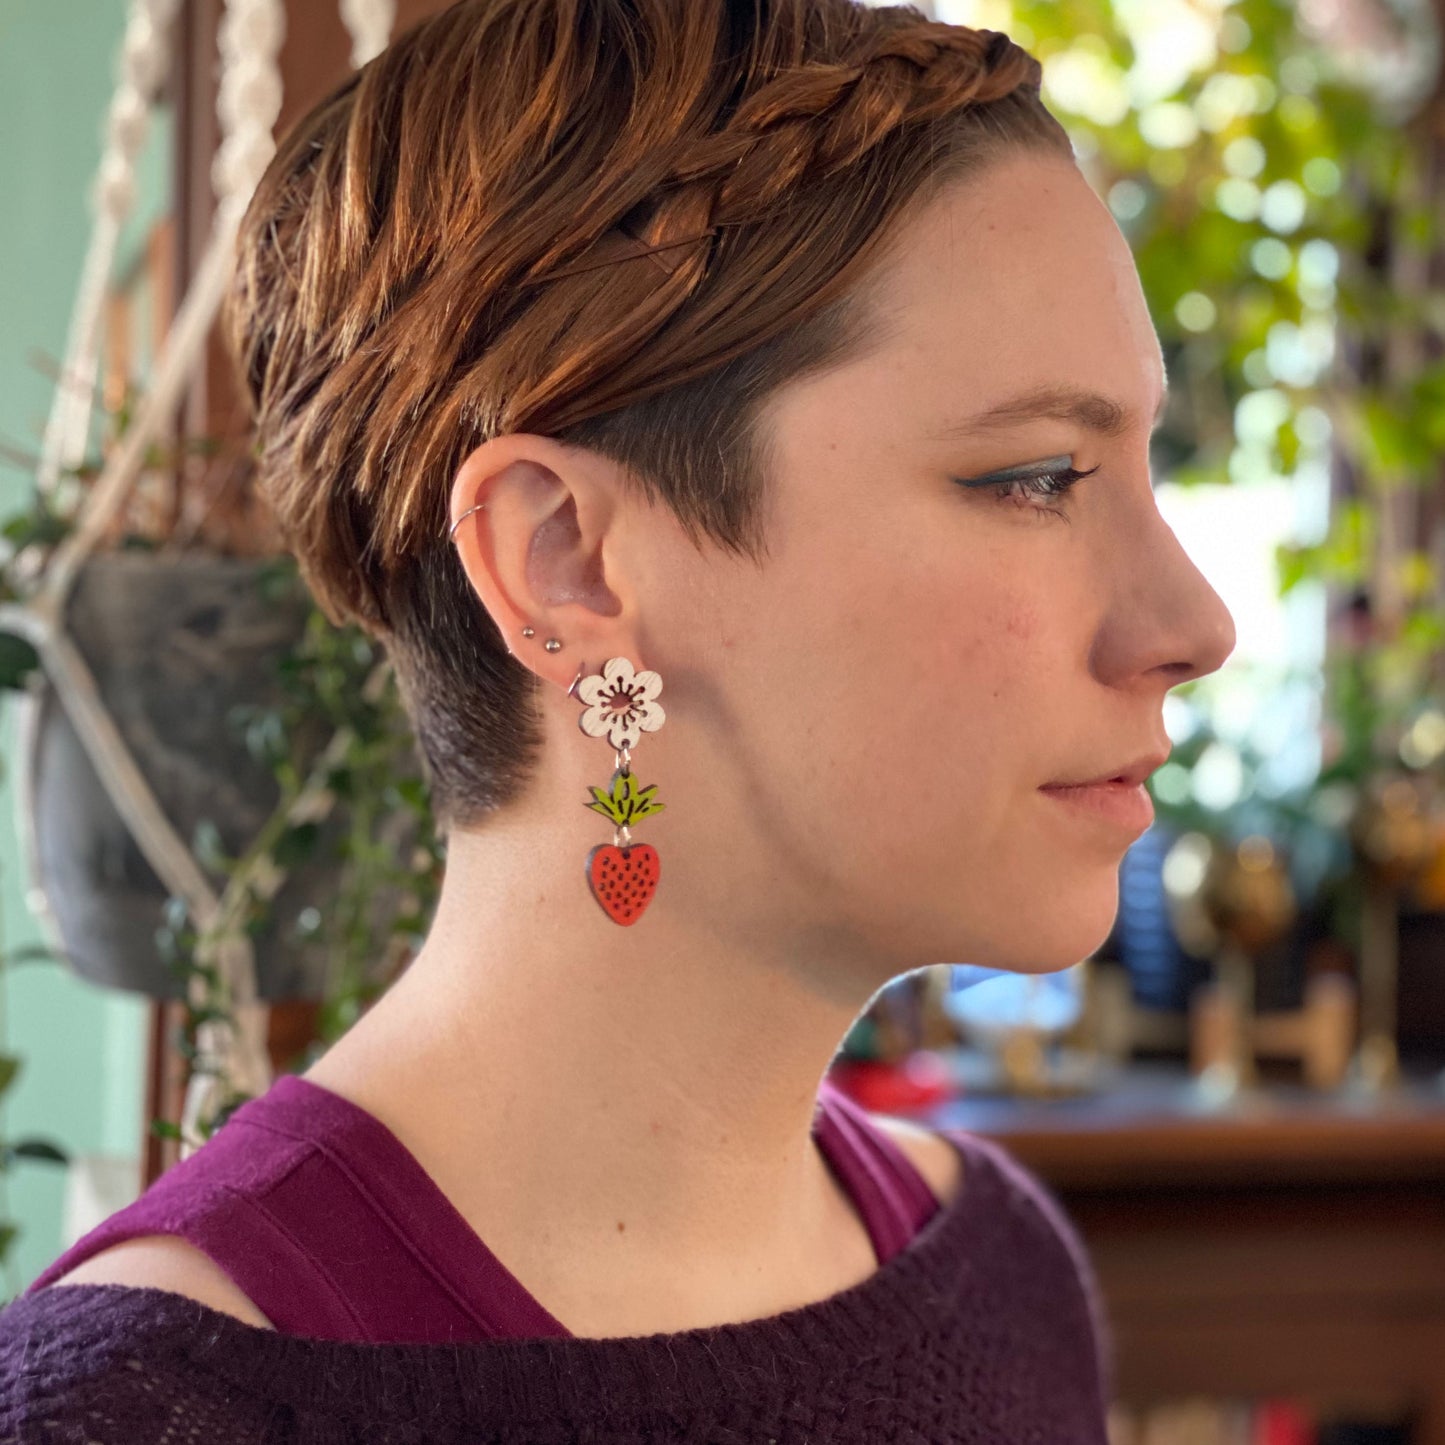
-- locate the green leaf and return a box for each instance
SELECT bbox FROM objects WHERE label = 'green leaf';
[1275,416,1301,473]
[1402,609,1445,649]
[1359,394,1434,482]
[1398,551,1436,602]
[1275,541,1313,595]
[187,1007,235,1030]
[392,776,429,811]
[211,1094,253,1131]
[3,1138,68,1167]
[631,783,662,813]
[0,632,40,690]
[587,783,625,823]
[615,777,665,824]
[272,820,321,870]
[0,943,69,967]
[0,1056,20,1098]
[1,508,69,550]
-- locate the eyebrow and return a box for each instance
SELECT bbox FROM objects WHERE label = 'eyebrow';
[927,378,1171,442]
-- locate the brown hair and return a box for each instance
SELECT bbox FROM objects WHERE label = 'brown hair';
[224,0,1072,835]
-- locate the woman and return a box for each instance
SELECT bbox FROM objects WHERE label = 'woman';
[1,0,1234,1439]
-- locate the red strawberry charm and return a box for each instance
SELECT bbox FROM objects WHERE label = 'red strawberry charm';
[587,843,660,926]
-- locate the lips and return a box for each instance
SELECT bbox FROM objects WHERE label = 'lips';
[1043,751,1170,789]
[1039,780,1156,834]
[1038,750,1166,836]
[1038,772,1159,835]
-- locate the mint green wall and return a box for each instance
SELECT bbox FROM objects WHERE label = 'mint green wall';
[0,0,162,1294]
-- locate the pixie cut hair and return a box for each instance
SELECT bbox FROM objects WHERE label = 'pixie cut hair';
[224,0,1073,834]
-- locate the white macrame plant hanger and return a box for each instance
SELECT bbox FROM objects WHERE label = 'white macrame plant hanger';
[0,0,397,1158]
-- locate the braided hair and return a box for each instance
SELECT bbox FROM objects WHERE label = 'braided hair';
[224,0,1071,832]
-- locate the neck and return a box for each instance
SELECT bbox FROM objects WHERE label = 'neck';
[303,813,883,1330]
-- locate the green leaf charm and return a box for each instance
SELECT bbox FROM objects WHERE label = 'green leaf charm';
[584,769,667,826]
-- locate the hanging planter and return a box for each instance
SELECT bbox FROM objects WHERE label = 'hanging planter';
[0,0,436,1183]
[0,486,439,1157]
[14,549,347,1001]
[0,354,442,1146]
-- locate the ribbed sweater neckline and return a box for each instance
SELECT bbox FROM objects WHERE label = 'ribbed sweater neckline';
[56,1125,996,1431]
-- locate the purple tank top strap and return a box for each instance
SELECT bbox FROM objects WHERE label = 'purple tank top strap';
[812,1077,941,1263]
[25,1091,371,1339]
[26,1075,569,1344]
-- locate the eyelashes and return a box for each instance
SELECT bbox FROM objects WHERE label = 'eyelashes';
[953,458,1101,517]
[995,462,1098,507]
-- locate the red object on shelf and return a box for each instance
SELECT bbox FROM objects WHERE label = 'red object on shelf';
[827,1052,954,1113]
[1254,1399,1316,1445]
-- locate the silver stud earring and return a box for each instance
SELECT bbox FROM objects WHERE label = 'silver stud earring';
[521,626,535,638]
[544,638,562,653]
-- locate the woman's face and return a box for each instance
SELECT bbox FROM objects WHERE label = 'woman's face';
[651,149,1236,982]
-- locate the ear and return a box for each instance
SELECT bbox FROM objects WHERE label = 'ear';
[448,434,633,692]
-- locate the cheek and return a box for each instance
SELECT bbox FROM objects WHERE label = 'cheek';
[800,576,1054,820]
[1003,598,1042,643]
[918,584,1052,726]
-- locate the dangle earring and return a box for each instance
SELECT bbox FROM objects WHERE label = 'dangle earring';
[567,656,666,926]
[450,508,665,922]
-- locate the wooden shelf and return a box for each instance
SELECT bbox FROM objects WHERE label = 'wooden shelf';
[913,1063,1445,1441]
[918,1062,1445,1189]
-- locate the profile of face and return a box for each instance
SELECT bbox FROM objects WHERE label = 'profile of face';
[455,149,1237,992]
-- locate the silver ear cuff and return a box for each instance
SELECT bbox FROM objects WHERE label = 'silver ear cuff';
[448,500,488,538]
[449,502,562,653]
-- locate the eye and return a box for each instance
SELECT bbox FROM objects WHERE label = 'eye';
[994,463,1097,508]
[953,460,1100,520]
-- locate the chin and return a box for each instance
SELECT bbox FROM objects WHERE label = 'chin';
[1023,905,1119,972]
[969,890,1120,976]
[889,897,1115,979]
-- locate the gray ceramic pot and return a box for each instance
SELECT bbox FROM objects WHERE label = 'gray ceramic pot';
[17,551,397,1001]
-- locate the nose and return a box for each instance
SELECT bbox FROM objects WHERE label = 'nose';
[1096,503,1237,690]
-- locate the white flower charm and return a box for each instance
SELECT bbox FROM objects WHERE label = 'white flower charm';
[575,656,666,751]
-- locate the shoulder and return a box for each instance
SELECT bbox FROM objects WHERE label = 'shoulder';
[865,1111,967,1207]
[934,1127,1116,1406]
[859,1107,1112,1402]
[0,1264,271,1439]
[40,1234,275,1330]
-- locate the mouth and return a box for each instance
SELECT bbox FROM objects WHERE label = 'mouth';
[1037,777,1156,834]
[1042,752,1170,789]
[1037,752,1167,835]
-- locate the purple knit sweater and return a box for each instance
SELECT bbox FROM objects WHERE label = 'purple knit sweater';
[0,1075,1114,1441]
